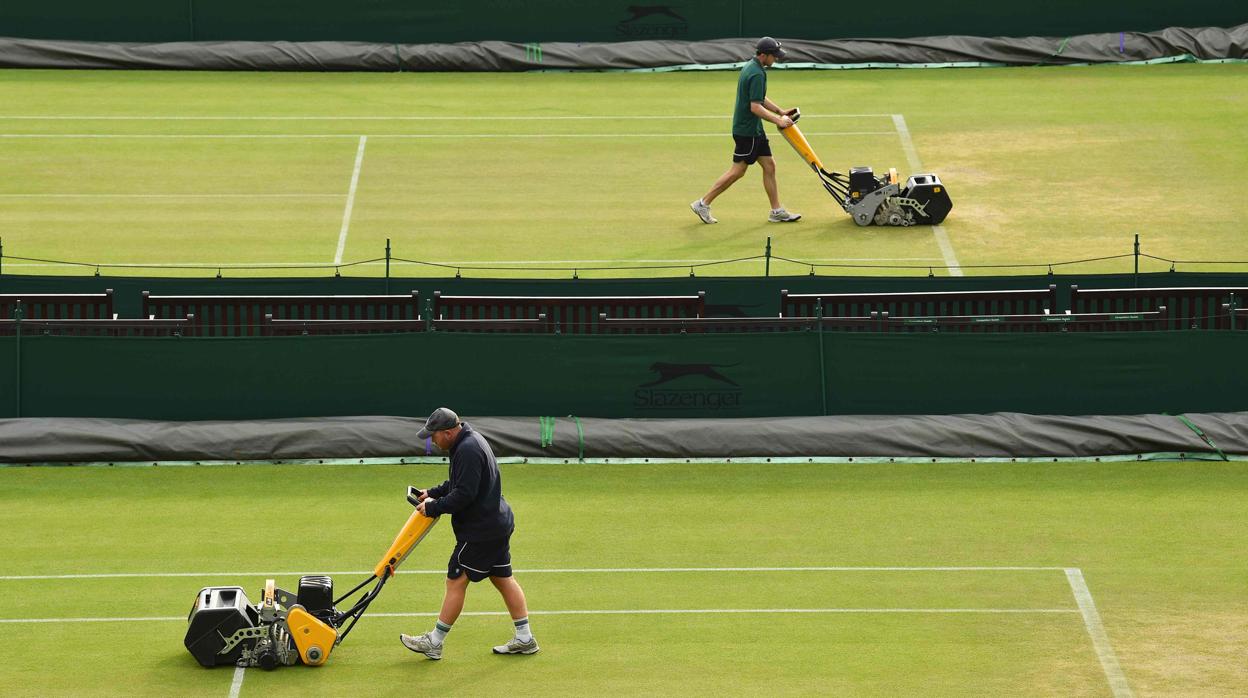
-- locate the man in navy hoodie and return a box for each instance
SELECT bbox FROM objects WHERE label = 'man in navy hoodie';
[400,407,539,659]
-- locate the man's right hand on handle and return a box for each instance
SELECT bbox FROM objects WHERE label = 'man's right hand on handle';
[407,485,430,507]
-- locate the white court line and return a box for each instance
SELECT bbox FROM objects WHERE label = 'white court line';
[0,565,1066,580]
[384,257,947,265]
[0,564,1126,696]
[1065,568,1133,697]
[228,666,245,698]
[0,132,893,139]
[0,114,893,121]
[0,257,945,269]
[0,193,342,199]
[373,608,1081,616]
[0,608,1080,624]
[334,136,367,265]
[892,114,962,277]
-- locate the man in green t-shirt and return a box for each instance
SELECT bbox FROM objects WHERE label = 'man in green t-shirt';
[691,37,801,224]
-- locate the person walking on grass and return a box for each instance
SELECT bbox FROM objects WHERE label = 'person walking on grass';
[400,407,539,659]
[691,37,801,225]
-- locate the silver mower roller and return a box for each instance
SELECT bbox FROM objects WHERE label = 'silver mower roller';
[777,109,952,226]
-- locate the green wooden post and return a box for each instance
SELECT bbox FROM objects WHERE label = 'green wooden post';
[816,299,828,416]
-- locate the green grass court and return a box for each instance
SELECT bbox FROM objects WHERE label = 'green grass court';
[1,64,1245,277]
[2,63,1246,696]
[2,461,1245,695]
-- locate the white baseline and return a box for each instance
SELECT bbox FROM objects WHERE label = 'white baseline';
[892,114,961,276]
[0,114,893,121]
[1066,568,1133,697]
[228,666,245,698]
[0,131,892,139]
[0,608,1080,624]
[334,135,367,265]
[0,565,1067,580]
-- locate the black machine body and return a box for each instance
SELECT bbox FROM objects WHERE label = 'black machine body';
[840,166,952,227]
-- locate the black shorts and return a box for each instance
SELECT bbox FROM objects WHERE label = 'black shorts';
[732,135,772,164]
[448,536,512,583]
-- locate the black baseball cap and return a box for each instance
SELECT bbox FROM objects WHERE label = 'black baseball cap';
[755,37,786,58]
[417,407,460,439]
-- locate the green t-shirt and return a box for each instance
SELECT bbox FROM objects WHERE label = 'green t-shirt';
[732,57,767,137]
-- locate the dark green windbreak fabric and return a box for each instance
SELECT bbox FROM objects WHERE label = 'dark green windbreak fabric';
[0,1,1240,44]
[1,331,1246,420]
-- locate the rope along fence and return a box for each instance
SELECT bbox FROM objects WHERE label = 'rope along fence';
[1,235,1246,279]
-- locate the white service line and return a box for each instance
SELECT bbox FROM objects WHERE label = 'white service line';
[227,666,245,698]
[0,565,1066,580]
[0,608,1080,624]
[0,257,946,269]
[0,193,342,199]
[0,114,893,121]
[373,608,1080,616]
[1065,568,1133,697]
[891,114,962,277]
[382,257,947,265]
[334,136,367,266]
[0,134,351,139]
[0,131,893,139]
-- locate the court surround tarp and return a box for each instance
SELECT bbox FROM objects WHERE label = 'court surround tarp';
[0,24,1244,71]
[2,413,1245,464]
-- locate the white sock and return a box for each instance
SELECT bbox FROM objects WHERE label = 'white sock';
[431,620,451,644]
[771,207,785,214]
[513,617,533,641]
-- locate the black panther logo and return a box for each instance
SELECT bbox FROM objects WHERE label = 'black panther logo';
[642,362,739,387]
[621,5,687,22]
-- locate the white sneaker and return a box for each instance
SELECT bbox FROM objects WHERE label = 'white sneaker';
[690,199,717,224]
[492,636,540,655]
[400,632,443,660]
[768,208,802,223]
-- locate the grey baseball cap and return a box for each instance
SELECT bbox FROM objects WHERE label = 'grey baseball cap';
[417,407,460,439]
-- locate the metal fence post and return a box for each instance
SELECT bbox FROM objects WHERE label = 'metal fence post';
[1133,234,1139,287]
[13,300,22,417]
[816,299,828,416]
[1,236,4,276]
[385,238,392,295]
[764,236,772,277]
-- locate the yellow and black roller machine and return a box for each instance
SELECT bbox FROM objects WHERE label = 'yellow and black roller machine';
[777,108,952,227]
[184,487,437,669]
